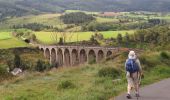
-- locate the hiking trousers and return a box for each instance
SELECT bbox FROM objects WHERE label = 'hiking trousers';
[126,72,140,94]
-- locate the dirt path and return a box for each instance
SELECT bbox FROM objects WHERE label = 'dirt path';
[114,78,170,100]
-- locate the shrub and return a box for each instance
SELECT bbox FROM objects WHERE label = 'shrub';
[160,51,169,59]
[14,54,21,68]
[98,67,120,79]
[35,60,49,72]
[21,61,34,70]
[6,59,14,71]
[58,37,64,45]
[160,51,170,66]
[0,64,11,80]
[0,65,8,76]
[58,80,75,90]
[88,58,96,64]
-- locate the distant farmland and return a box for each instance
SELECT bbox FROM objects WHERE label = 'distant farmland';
[34,30,134,44]
[0,32,29,49]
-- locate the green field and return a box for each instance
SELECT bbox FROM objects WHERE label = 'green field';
[0,32,11,40]
[65,10,100,15]
[0,32,29,49]
[96,17,119,23]
[0,14,65,29]
[0,30,134,48]
[35,30,134,44]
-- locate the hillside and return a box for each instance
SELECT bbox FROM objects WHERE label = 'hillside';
[1,0,170,19]
[13,0,170,12]
[0,49,170,100]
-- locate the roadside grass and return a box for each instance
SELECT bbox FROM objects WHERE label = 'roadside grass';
[0,51,170,100]
[34,30,134,44]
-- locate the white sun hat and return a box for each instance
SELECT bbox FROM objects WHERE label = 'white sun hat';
[128,51,136,59]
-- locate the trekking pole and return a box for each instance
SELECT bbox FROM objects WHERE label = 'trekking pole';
[137,74,141,100]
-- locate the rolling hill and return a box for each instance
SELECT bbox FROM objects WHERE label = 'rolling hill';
[1,0,170,20]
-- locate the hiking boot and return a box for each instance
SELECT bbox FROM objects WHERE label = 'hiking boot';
[126,94,132,99]
[135,93,140,97]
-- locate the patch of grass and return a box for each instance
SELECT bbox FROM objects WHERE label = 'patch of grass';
[0,31,29,49]
[0,38,29,49]
[0,32,11,40]
[58,80,76,90]
[96,17,119,23]
[65,10,99,15]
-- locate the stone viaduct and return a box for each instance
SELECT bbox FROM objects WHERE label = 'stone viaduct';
[39,45,118,67]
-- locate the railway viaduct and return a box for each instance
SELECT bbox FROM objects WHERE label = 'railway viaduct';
[39,45,118,67]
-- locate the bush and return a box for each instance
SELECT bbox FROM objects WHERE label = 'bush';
[58,80,75,90]
[98,67,120,79]
[88,58,96,64]
[21,61,34,70]
[0,65,8,76]
[160,51,170,66]
[14,54,21,68]
[35,60,50,72]
[160,51,169,59]
[0,64,10,80]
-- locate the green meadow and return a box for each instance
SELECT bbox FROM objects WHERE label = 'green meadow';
[35,30,134,44]
[0,32,29,49]
[0,30,134,48]
[65,10,100,15]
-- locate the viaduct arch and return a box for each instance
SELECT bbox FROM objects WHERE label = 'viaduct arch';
[39,45,118,67]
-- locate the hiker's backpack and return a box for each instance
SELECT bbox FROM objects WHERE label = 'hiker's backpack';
[126,59,139,73]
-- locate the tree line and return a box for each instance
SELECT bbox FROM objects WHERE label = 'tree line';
[60,12,95,25]
[12,23,58,31]
[115,25,170,48]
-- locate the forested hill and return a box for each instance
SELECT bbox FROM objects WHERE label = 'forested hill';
[1,0,170,19]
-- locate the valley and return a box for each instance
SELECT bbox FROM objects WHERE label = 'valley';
[0,1,170,100]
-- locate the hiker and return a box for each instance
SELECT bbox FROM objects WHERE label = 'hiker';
[125,51,143,99]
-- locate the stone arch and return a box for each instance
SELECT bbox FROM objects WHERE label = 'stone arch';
[106,50,112,58]
[72,49,78,66]
[57,48,63,66]
[40,48,44,52]
[88,50,96,64]
[51,48,57,66]
[98,50,104,62]
[80,49,87,64]
[40,48,44,55]
[45,48,50,60]
[64,49,71,66]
